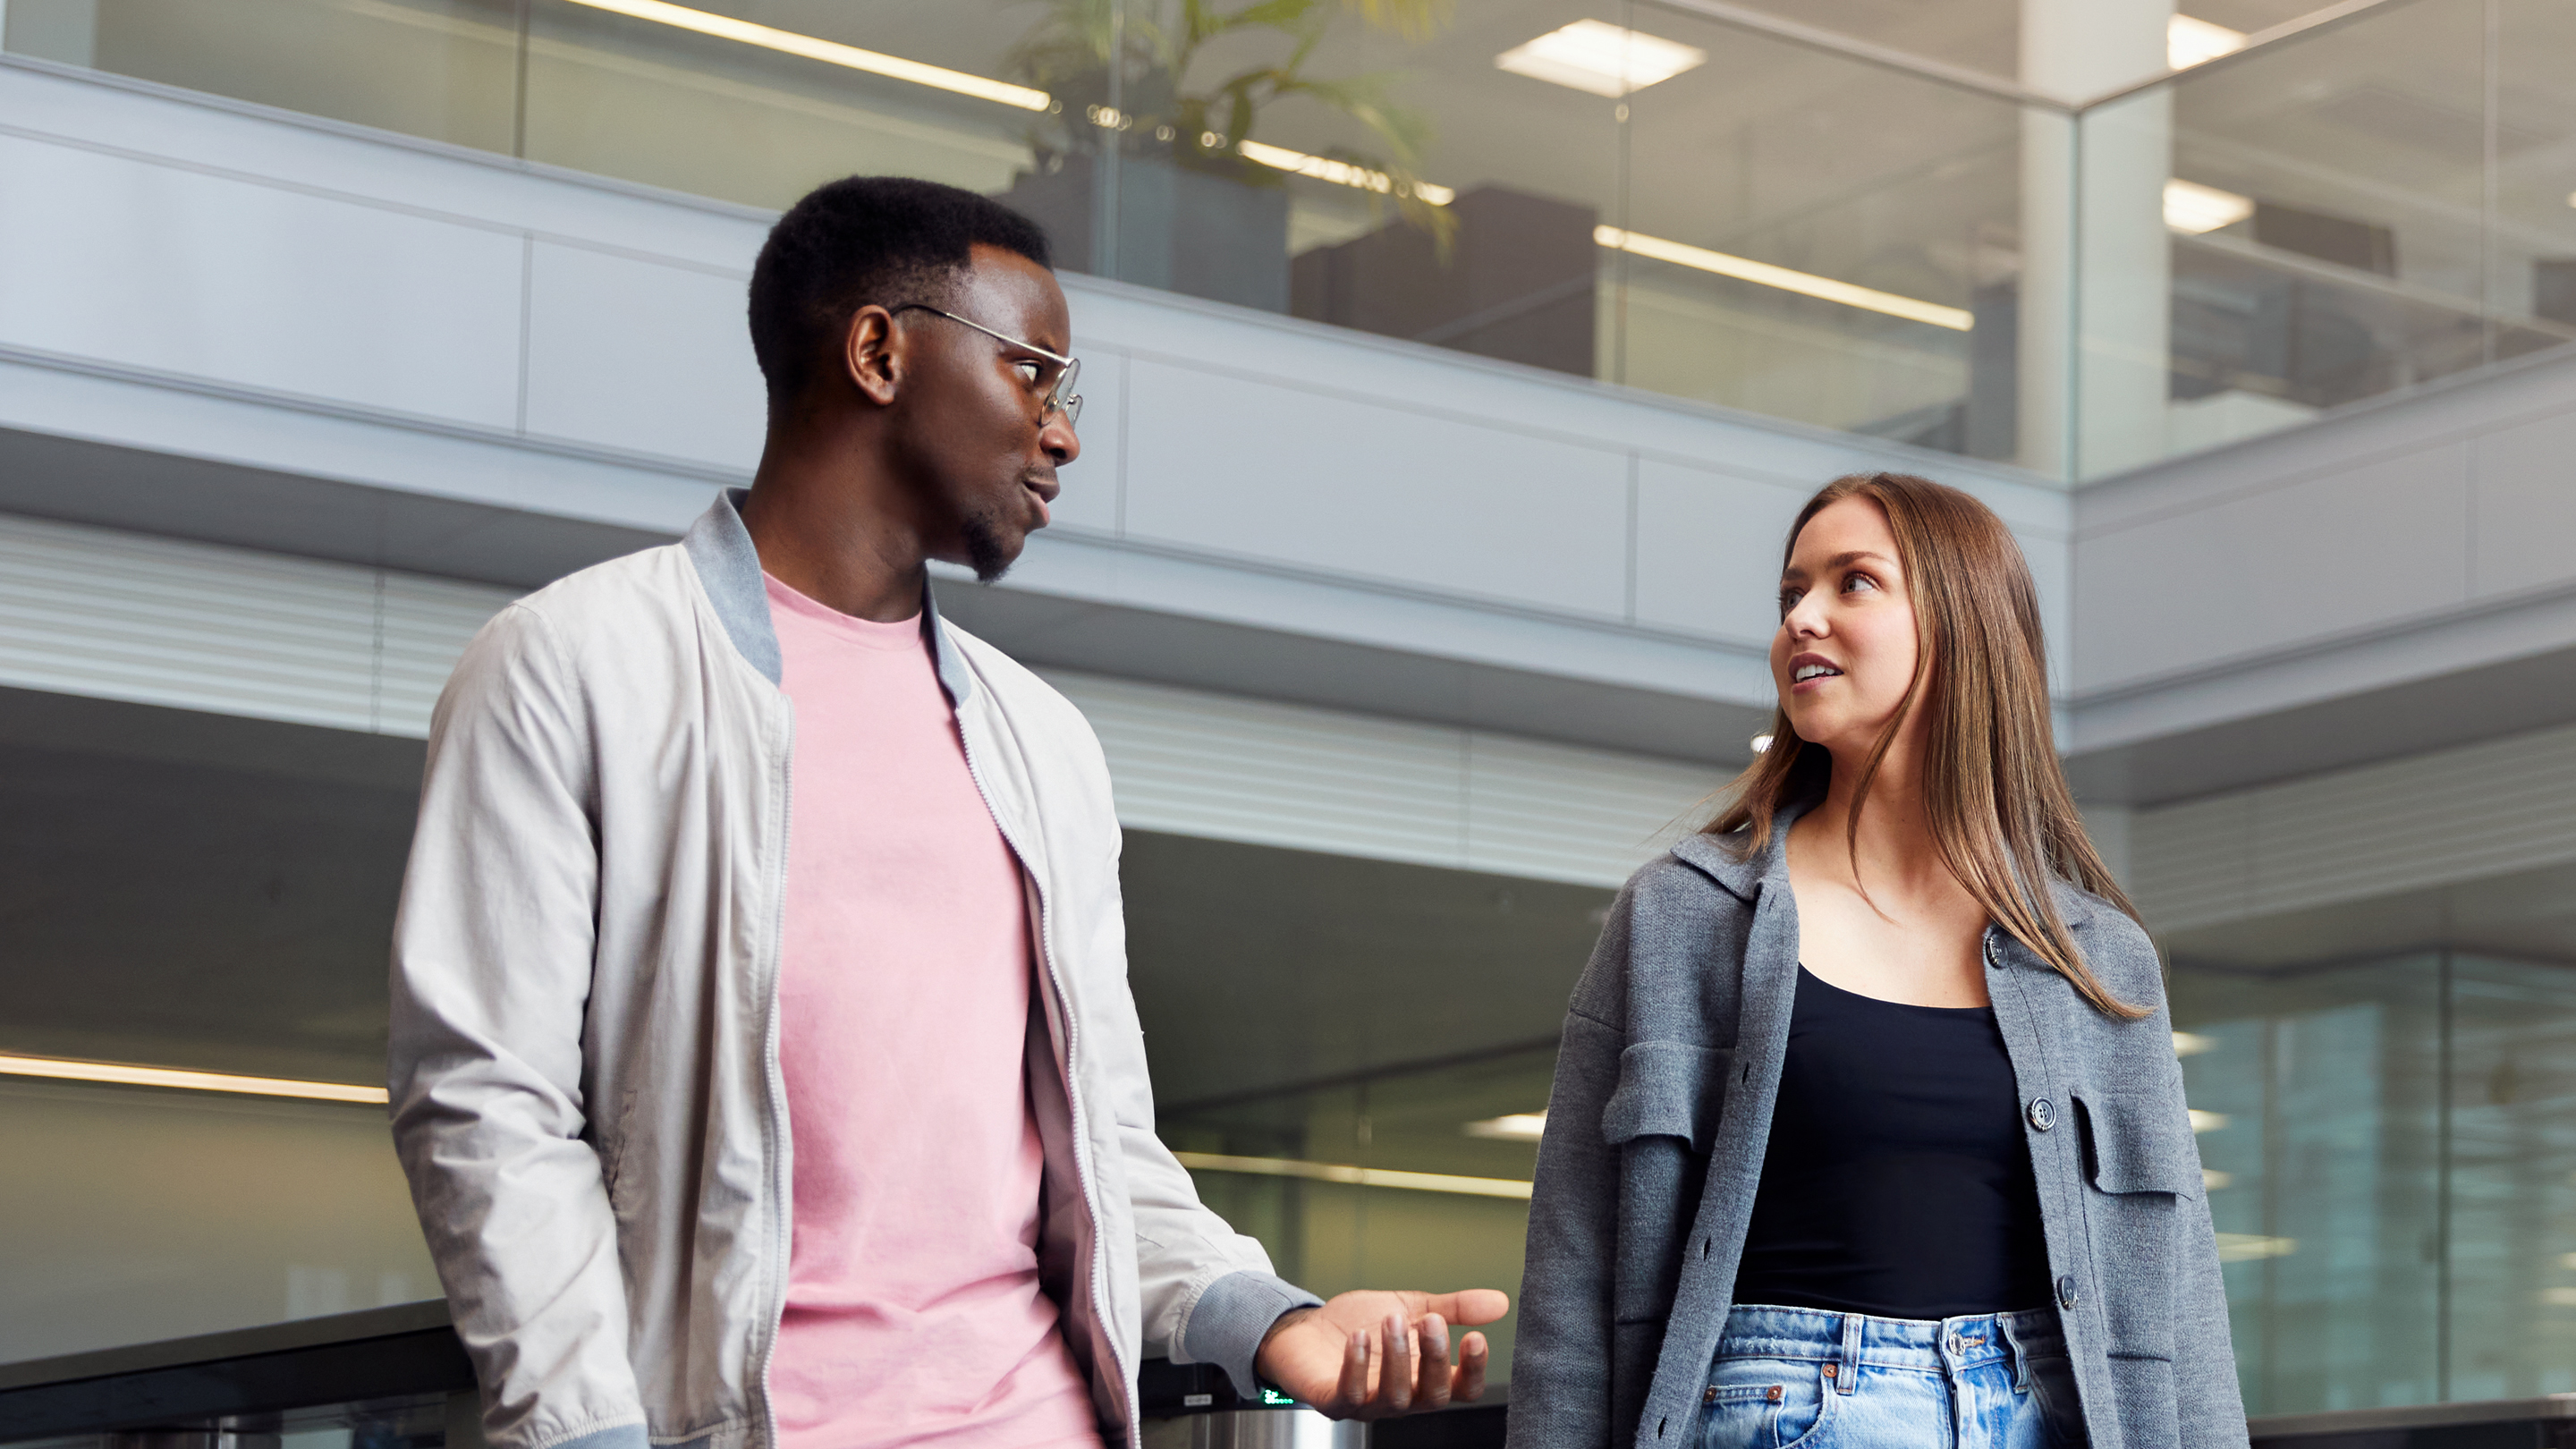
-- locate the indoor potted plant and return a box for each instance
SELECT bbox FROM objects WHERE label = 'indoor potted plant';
[997,0,1452,312]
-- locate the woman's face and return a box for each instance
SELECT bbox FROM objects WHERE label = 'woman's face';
[1771,496,1923,757]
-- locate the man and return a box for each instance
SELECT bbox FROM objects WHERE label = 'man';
[387,176,1504,1449]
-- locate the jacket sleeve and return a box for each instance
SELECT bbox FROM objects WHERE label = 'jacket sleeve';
[2174,1185,2250,1447]
[1504,894,1635,1449]
[387,605,646,1449]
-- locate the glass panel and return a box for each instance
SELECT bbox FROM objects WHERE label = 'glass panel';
[1618,10,2025,461]
[2076,0,2576,476]
[4,0,521,153]
[2445,954,2576,1399]
[0,702,433,1362]
[2170,954,2444,1416]
[522,2,1049,213]
[2494,0,2576,359]
[1123,830,1616,1384]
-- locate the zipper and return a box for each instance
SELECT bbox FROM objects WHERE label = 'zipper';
[951,708,1135,1447]
[752,699,797,1449]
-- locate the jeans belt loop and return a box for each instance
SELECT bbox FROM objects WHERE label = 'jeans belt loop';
[1996,1312,2030,1394]
[1835,1312,1863,1395]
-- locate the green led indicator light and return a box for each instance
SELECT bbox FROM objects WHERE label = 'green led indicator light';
[1261,1388,1296,1405]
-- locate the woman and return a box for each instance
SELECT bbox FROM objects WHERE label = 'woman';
[1507,473,2241,1449]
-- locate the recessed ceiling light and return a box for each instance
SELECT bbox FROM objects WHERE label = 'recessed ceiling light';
[2188,1108,2231,1132]
[2168,14,2248,70]
[2173,1030,2216,1056]
[2165,178,2254,233]
[1496,20,1707,98]
[1465,1112,1548,1142]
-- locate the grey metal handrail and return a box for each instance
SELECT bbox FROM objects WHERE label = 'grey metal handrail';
[2250,1394,2576,1442]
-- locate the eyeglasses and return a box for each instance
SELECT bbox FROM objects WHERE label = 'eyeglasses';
[892,304,1083,428]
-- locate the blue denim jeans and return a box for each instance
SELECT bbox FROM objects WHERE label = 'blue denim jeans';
[1698,1304,2086,1449]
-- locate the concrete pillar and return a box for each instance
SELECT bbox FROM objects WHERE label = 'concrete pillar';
[2020,0,2174,480]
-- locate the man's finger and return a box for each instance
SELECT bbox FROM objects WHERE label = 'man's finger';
[1336,1327,1370,1408]
[1415,1313,1453,1411]
[1454,1330,1489,1402]
[1380,1312,1415,1412]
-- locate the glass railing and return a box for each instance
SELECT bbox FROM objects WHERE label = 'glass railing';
[1160,1040,1559,1385]
[7,0,2574,480]
[0,0,2021,474]
[2068,0,2576,477]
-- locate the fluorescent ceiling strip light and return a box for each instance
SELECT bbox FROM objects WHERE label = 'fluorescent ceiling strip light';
[1596,226,1972,330]
[1235,140,1455,206]
[558,0,1051,111]
[2213,1233,2298,1261]
[1174,1150,1533,1200]
[0,1052,389,1104]
[1496,19,1707,98]
[1464,1112,1547,1142]
[2165,178,2254,234]
[2167,14,2250,70]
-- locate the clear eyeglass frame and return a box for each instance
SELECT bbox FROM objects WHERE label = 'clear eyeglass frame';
[893,303,1082,428]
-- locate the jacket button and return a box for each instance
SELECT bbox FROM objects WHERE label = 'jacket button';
[1985,937,2002,970]
[2028,1097,2056,1131]
[2057,1275,2080,1309]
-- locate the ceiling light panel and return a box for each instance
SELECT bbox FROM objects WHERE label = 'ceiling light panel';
[1496,20,1707,98]
[2165,179,2255,233]
[2168,14,2248,70]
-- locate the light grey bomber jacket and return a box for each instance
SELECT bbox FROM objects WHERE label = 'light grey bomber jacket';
[387,491,1315,1449]
[1506,813,2248,1449]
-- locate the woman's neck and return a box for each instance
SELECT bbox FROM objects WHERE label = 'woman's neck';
[1799,737,1953,903]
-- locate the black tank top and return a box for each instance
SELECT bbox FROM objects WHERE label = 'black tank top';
[1731,966,2054,1320]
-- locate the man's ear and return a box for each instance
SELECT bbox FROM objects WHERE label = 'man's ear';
[843,305,902,406]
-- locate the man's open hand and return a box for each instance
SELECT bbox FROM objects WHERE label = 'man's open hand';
[1250,1288,1511,1419]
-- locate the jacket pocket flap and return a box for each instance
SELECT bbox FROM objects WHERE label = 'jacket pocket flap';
[1599,1041,1730,1150]
[2074,1089,2202,1199]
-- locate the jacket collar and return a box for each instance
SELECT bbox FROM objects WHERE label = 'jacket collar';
[1667,796,1813,904]
[680,487,978,707]
[1667,796,2096,928]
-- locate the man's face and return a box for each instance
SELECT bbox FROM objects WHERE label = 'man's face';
[884,244,1080,582]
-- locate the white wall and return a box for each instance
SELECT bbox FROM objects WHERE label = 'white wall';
[2068,347,2576,795]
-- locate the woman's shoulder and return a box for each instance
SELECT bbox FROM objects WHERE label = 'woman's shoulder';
[1565,835,1762,1027]
[2053,881,2163,996]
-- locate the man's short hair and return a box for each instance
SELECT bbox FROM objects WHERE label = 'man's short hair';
[749,175,1053,411]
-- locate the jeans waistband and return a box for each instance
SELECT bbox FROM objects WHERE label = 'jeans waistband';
[1717,1303,2065,1377]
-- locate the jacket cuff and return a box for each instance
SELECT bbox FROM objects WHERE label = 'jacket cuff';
[1179,1270,1325,1400]
[533,1423,649,1449]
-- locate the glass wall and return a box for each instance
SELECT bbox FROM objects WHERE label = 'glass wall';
[0,0,2031,470]
[10,0,2576,479]
[2170,949,2576,1413]
[2073,0,2576,475]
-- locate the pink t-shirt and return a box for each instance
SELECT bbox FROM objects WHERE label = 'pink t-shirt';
[766,575,1102,1449]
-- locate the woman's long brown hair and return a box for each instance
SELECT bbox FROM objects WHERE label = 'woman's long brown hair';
[1705,471,2148,1020]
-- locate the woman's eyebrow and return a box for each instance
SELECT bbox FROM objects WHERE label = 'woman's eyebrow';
[1783,549,1896,583]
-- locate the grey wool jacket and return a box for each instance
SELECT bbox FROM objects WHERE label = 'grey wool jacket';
[1506,812,2248,1449]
